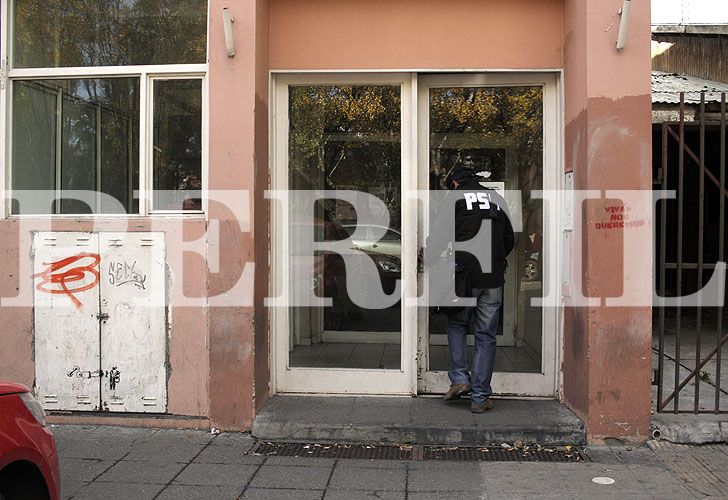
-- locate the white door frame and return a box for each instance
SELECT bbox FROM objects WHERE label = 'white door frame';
[270,73,418,395]
[416,73,562,397]
[270,72,562,397]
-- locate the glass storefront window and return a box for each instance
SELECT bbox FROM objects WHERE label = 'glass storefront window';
[287,85,403,370]
[12,78,140,214]
[13,0,207,68]
[8,1,208,215]
[428,86,544,373]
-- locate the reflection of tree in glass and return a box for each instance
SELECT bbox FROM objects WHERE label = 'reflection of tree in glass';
[153,80,202,210]
[12,78,139,213]
[289,86,402,228]
[429,86,543,197]
[14,0,207,67]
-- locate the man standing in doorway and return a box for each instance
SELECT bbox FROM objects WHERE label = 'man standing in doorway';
[424,165,514,413]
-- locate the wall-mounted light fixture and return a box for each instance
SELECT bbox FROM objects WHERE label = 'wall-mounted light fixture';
[223,8,235,57]
[616,0,632,50]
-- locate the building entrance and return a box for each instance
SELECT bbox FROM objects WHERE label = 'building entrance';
[271,73,560,397]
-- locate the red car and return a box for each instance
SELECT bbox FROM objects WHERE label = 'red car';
[0,382,60,500]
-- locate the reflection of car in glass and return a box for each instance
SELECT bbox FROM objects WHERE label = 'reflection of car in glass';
[343,224,401,295]
[290,219,402,329]
[290,219,360,329]
[343,224,401,257]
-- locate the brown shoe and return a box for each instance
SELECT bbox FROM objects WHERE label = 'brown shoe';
[443,383,471,401]
[471,399,494,413]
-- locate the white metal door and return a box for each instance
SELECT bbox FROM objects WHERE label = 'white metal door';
[33,232,102,410]
[100,233,167,412]
[416,73,561,397]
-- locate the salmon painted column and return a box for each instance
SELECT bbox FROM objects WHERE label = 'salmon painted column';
[562,0,653,442]
[207,0,270,430]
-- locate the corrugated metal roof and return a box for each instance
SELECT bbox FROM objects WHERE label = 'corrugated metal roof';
[653,71,728,104]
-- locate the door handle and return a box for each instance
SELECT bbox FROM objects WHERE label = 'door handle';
[67,366,104,379]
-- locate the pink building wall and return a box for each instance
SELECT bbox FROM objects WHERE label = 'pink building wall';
[0,0,654,442]
[270,0,563,70]
[0,218,211,420]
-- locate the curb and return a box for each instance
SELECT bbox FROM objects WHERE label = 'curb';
[651,414,728,444]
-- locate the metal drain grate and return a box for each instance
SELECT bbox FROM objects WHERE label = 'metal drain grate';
[252,441,412,460]
[250,441,585,462]
[425,445,584,462]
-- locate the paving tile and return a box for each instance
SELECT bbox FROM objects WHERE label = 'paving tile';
[327,467,406,491]
[249,465,332,490]
[96,460,186,484]
[60,480,88,500]
[324,490,406,499]
[57,439,133,461]
[69,481,164,500]
[90,426,158,442]
[60,458,115,483]
[173,463,258,487]
[482,464,648,496]
[242,488,324,499]
[407,467,491,493]
[210,432,257,450]
[123,439,206,462]
[498,495,654,500]
[194,444,266,464]
[407,493,488,500]
[156,485,244,500]
[50,425,97,452]
[150,428,215,445]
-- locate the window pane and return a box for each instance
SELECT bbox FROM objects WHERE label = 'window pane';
[427,86,544,374]
[11,79,140,214]
[152,79,202,211]
[11,82,57,214]
[13,0,207,68]
[287,85,403,370]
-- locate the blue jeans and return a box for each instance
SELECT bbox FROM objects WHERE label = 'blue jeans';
[446,286,503,405]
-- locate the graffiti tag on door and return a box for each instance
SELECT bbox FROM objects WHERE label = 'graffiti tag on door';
[108,260,147,289]
[33,253,101,309]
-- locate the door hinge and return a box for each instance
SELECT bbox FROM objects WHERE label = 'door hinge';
[96,312,110,322]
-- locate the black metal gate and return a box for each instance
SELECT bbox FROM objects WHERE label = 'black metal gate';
[655,91,728,413]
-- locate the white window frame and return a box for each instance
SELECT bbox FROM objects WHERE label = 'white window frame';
[0,0,210,218]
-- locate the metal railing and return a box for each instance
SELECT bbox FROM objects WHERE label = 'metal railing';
[655,91,728,413]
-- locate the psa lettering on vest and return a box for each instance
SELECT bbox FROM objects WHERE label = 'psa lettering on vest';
[463,192,499,211]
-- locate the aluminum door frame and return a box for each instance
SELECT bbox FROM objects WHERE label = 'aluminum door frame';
[416,73,562,397]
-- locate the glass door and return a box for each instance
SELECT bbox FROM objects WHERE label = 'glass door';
[416,74,560,397]
[272,74,417,394]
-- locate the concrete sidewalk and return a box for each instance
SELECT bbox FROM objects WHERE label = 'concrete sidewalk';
[54,425,727,499]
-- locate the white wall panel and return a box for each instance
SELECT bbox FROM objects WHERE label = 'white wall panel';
[99,232,167,412]
[33,232,101,411]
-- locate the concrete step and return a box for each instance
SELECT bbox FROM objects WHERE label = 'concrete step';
[253,395,585,446]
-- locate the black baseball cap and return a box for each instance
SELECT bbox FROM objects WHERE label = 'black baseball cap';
[445,165,476,185]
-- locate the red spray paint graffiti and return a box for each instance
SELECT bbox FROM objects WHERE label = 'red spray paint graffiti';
[33,253,101,309]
